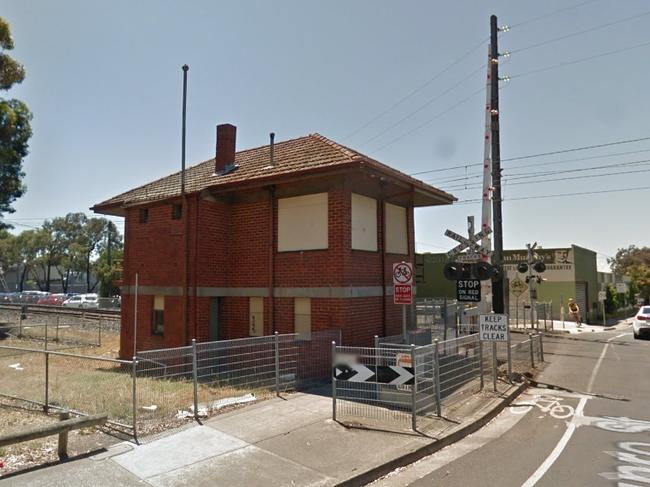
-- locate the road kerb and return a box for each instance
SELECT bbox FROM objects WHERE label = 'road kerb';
[335,381,528,487]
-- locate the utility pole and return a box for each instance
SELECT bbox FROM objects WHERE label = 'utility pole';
[526,243,538,328]
[181,64,190,343]
[490,14,505,314]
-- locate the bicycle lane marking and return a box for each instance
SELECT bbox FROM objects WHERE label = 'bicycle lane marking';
[521,334,618,487]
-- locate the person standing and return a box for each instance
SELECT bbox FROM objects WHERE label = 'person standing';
[568,298,582,327]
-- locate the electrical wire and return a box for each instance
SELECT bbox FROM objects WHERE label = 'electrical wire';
[444,166,650,192]
[509,39,650,80]
[508,0,602,29]
[410,135,650,176]
[510,10,650,54]
[454,185,650,205]
[342,37,489,142]
[370,86,485,154]
[358,64,485,147]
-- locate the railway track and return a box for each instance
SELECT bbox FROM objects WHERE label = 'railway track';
[0,303,120,319]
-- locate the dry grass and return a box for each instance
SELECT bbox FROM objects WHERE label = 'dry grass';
[0,332,276,438]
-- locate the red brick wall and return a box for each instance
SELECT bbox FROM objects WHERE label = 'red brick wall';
[118,181,417,358]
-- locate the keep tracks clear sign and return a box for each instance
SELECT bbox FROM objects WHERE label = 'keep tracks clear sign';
[479,314,509,342]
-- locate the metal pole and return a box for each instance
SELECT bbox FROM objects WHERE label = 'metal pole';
[478,338,484,390]
[602,299,606,327]
[98,319,102,347]
[331,341,337,421]
[410,344,417,431]
[132,357,138,443]
[44,351,49,414]
[443,297,448,341]
[529,333,535,368]
[402,306,406,342]
[192,339,199,420]
[274,331,280,396]
[19,307,22,337]
[491,341,497,391]
[44,316,48,350]
[490,14,505,314]
[133,273,139,357]
[539,333,544,363]
[506,316,512,382]
[515,296,519,328]
[56,315,60,342]
[434,339,441,417]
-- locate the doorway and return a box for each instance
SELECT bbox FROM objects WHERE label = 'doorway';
[209,297,221,341]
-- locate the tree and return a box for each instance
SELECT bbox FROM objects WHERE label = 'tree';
[608,246,650,304]
[0,17,32,227]
[604,284,619,314]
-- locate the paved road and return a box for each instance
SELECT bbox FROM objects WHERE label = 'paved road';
[375,324,650,486]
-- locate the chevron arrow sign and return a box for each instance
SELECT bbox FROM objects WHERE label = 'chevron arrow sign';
[333,363,414,385]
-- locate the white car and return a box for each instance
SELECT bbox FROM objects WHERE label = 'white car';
[62,294,99,309]
[632,306,650,339]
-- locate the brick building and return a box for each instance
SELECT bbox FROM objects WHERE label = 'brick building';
[93,124,455,357]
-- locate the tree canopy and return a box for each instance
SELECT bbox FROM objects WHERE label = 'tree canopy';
[608,245,650,304]
[0,17,32,227]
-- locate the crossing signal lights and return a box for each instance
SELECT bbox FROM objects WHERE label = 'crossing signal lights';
[443,261,500,281]
[517,263,528,273]
[533,262,546,273]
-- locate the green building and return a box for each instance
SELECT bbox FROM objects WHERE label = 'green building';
[416,245,600,323]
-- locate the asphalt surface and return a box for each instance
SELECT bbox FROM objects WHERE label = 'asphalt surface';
[375,324,650,486]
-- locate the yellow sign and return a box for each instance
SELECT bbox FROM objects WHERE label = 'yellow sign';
[510,277,528,297]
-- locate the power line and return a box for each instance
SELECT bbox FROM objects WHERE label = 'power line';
[411,135,650,177]
[358,64,485,147]
[455,185,650,205]
[509,39,650,80]
[509,0,602,29]
[510,10,650,54]
[370,86,485,154]
[342,37,489,142]
[443,166,650,192]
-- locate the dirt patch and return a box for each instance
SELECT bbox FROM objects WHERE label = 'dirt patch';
[0,399,123,477]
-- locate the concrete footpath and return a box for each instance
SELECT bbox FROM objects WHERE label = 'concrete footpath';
[512,317,632,335]
[0,381,526,487]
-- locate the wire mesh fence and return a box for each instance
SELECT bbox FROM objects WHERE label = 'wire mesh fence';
[0,306,119,349]
[333,331,544,432]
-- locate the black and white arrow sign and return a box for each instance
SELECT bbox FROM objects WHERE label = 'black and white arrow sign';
[333,363,414,386]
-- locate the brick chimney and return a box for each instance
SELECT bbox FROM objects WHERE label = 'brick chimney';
[215,123,237,174]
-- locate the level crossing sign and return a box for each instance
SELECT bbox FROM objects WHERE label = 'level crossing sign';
[333,363,414,386]
[393,262,413,305]
[479,314,509,341]
[510,277,528,297]
[445,216,492,261]
[457,279,481,302]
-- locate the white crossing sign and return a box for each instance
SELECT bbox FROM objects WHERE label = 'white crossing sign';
[445,216,492,259]
[479,314,509,342]
[598,291,607,302]
[616,282,628,294]
[333,363,414,386]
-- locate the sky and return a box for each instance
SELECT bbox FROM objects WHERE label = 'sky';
[3,0,650,271]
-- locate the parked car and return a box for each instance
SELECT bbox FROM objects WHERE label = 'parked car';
[37,293,67,306]
[632,306,650,339]
[19,291,50,304]
[62,293,99,309]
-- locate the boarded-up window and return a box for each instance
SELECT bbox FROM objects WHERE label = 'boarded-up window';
[152,296,164,335]
[385,203,408,254]
[294,297,311,341]
[249,297,264,337]
[278,193,328,251]
[351,193,377,251]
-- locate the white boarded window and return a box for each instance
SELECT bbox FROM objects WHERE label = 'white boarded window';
[385,203,408,255]
[294,297,311,341]
[351,193,377,251]
[249,297,264,337]
[278,193,328,251]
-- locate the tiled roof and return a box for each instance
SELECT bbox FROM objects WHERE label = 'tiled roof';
[93,133,455,209]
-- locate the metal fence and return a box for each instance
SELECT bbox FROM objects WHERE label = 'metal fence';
[509,301,553,331]
[333,332,543,432]
[0,306,119,348]
[0,329,340,440]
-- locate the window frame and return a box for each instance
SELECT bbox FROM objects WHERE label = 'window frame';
[152,295,164,336]
[294,297,312,341]
[139,208,149,224]
[172,203,182,220]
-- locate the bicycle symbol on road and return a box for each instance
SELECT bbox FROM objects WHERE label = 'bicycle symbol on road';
[510,394,575,419]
